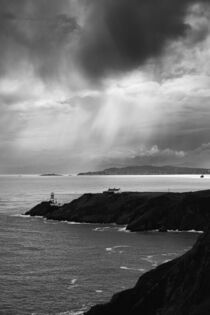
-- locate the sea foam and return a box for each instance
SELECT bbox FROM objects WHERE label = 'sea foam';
[120,266,145,272]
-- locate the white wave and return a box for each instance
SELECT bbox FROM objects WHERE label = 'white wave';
[11,214,30,218]
[120,266,145,272]
[67,278,78,290]
[162,252,179,256]
[93,225,130,233]
[93,226,111,232]
[113,245,130,249]
[141,255,160,267]
[71,278,77,285]
[12,214,44,219]
[142,255,154,263]
[148,229,203,233]
[186,229,203,234]
[63,221,81,225]
[162,259,171,264]
[49,220,90,225]
[167,229,203,233]
[56,311,85,315]
[106,245,130,253]
[117,226,130,233]
[56,305,88,315]
[152,263,158,267]
[95,290,103,293]
[43,220,59,225]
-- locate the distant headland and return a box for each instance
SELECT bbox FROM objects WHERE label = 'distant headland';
[78,165,210,175]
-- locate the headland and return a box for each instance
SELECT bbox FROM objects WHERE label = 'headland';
[25,189,210,232]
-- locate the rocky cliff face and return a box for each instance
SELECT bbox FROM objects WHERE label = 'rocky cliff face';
[25,190,210,232]
[85,229,210,315]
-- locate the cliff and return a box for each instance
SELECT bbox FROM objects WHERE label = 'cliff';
[78,165,210,175]
[25,190,210,232]
[85,229,210,315]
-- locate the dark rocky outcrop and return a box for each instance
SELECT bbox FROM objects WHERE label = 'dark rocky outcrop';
[25,190,210,232]
[84,229,210,315]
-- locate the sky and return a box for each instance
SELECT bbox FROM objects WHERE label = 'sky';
[1,0,210,173]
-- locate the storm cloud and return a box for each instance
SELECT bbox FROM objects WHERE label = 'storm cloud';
[1,0,210,82]
[78,0,210,79]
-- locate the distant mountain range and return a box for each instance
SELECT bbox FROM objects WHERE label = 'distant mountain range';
[78,165,210,175]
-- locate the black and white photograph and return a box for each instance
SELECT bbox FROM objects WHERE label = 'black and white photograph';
[1,0,210,314]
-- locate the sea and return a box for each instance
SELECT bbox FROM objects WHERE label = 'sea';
[0,174,209,315]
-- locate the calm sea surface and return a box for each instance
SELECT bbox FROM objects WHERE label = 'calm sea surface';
[0,175,208,314]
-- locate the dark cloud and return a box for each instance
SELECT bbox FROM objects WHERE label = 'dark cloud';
[78,0,210,79]
[0,0,210,83]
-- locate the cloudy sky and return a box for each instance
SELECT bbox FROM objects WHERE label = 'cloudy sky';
[1,0,210,174]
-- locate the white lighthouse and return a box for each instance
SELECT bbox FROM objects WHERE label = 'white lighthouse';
[50,192,55,204]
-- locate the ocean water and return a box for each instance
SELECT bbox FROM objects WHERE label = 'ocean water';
[0,175,208,314]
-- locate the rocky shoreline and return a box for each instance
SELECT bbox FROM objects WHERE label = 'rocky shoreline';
[25,189,210,232]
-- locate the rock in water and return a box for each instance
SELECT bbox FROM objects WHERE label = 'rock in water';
[85,229,210,315]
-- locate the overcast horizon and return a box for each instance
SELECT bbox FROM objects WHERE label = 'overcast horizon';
[1,0,210,174]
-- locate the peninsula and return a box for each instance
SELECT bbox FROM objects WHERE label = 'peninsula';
[25,189,210,232]
[78,165,210,175]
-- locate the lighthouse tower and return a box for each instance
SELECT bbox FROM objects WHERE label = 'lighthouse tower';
[50,192,55,204]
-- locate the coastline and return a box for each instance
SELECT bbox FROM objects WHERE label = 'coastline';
[19,215,205,234]
[25,189,210,232]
